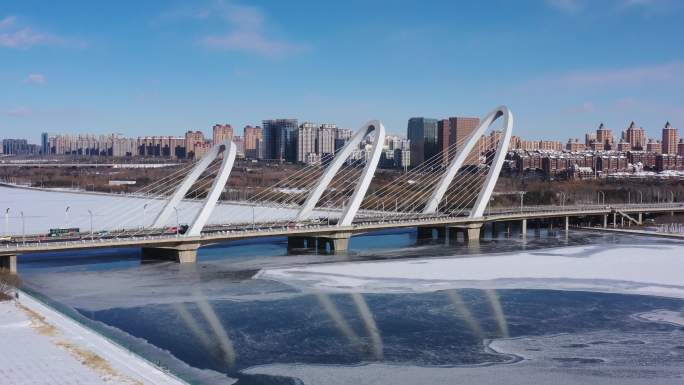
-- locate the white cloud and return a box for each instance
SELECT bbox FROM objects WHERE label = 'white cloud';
[201,30,307,57]
[6,107,32,117]
[0,15,84,49]
[162,1,307,58]
[26,73,46,85]
[0,15,16,29]
[556,61,684,87]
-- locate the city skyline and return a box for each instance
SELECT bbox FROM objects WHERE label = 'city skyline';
[1,0,683,139]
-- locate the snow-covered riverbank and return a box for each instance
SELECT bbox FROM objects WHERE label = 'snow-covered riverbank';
[0,292,190,385]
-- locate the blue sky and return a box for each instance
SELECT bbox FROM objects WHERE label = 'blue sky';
[1,0,683,142]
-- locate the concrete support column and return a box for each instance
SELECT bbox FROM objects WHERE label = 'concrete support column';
[565,216,569,232]
[521,219,527,238]
[142,242,200,264]
[613,213,617,229]
[0,255,17,274]
[603,215,608,228]
[466,226,482,244]
[638,212,643,224]
[316,233,351,253]
[505,222,511,237]
[491,222,498,239]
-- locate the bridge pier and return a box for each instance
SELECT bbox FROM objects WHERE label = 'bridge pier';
[521,219,527,238]
[450,223,483,245]
[141,242,200,264]
[0,255,17,274]
[316,233,351,253]
[638,212,643,225]
[603,214,608,228]
[565,216,569,232]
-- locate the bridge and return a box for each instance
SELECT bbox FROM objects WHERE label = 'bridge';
[2,106,683,273]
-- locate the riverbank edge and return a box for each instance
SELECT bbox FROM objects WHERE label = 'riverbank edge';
[15,289,190,385]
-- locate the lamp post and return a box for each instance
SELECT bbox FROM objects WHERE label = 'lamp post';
[519,192,526,213]
[65,206,71,228]
[173,207,179,237]
[559,192,566,207]
[668,190,674,203]
[20,211,25,245]
[142,204,148,229]
[639,191,643,204]
[252,205,255,230]
[87,209,93,241]
[4,208,9,237]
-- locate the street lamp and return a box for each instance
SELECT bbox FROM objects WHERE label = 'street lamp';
[4,208,9,237]
[519,192,526,213]
[251,205,255,230]
[65,206,71,228]
[559,192,566,207]
[20,211,25,245]
[87,209,94,241]
[173,207,179,237]
[639,191,643,204]
[142,204,148,229]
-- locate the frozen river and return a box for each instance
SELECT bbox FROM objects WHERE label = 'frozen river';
[16,228,684,385]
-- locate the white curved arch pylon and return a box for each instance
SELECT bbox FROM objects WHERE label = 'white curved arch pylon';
[296,120,386,226]
[152,141,237,236]
[422,106,513,218]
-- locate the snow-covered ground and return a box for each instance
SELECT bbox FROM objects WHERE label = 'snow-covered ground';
[0,293,191,385]
[257,242,684,299]
[0,185,336,235]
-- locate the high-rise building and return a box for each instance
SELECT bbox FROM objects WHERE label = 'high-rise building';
[646,139,662,154]
[437,119,450,165]
[596,123,613,150]
[566,138,585,152]
[41,132,49,155]
[297,122,317,163]
[617,140,631,152]
[407,117,439,167]
[263,119,298,162]
[185,130,206,159]
[678,139,684,156]
[212,124,234,146]
[233,135,245,158]
[585,133,596,147]
[317,123,337,157]
[662,121,679,155]
[243,125,263,159]
[448,116,480,165]
[335,128,352,151]
[624,121,645,151]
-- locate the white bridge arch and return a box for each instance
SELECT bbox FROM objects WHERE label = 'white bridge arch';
[153,141,237,236]
[423,105,513,218]
[296,120,386,226]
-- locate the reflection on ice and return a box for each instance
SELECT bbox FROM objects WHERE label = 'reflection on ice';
[351,293,383,360]
[446,289,483,338]
[485,289,509,338]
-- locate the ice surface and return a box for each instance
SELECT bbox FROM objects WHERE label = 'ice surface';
[243,327,684,385]
[635,309,684,326]
[0,185,336,235]
[257,242,684,299]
